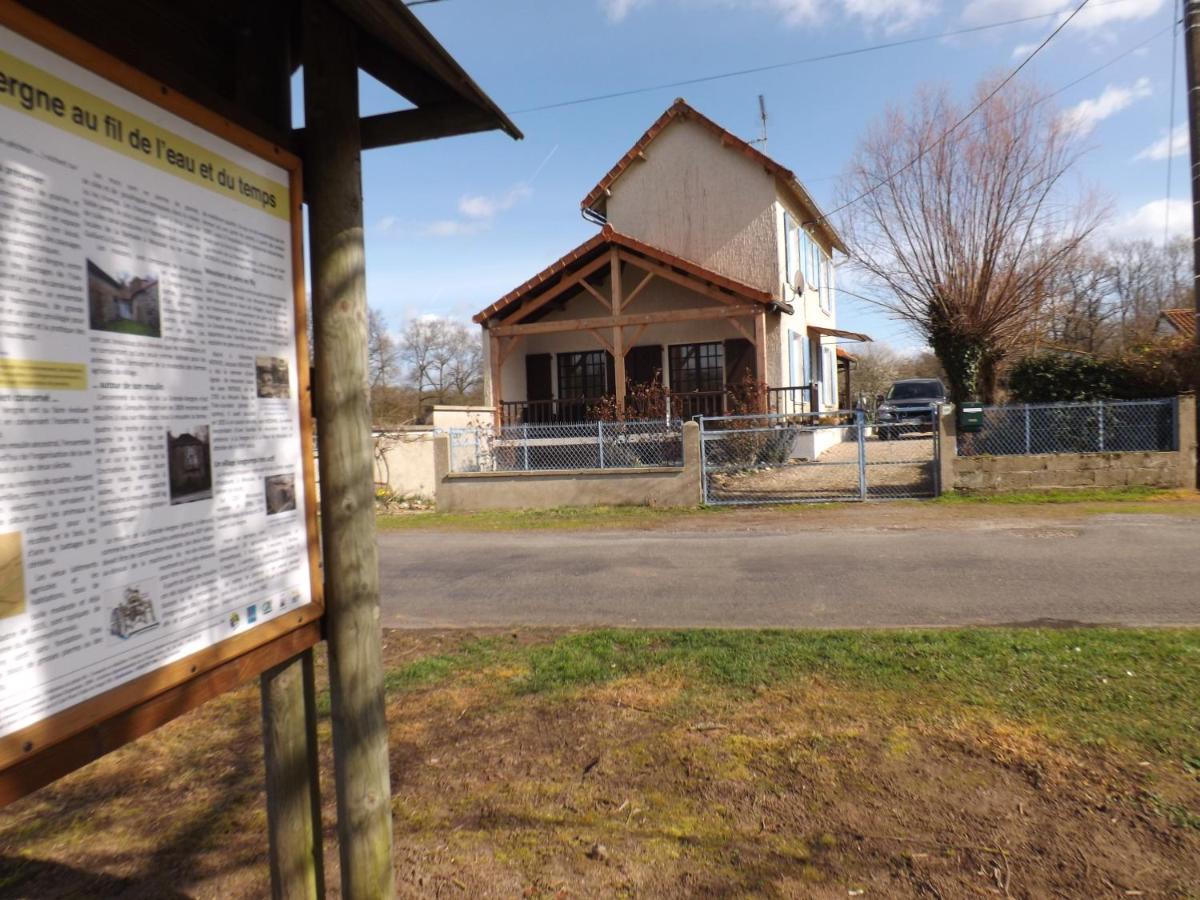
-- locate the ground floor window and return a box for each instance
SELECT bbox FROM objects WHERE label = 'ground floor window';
[668,342,724,393]
[556,350,608,399]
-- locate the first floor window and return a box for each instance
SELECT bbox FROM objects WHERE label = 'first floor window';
[669,342,724,393]
[557,351,608,399]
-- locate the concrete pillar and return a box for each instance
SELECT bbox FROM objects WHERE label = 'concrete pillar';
[432,435,451,510]
[936,403,957,496]
[1178,393,1197,491]
[682,420,702,504]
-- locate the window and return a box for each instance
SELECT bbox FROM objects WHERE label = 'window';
[557,351,608,399]
[783,211,800,286]
[823,346,836,406]
[669,342,724,393]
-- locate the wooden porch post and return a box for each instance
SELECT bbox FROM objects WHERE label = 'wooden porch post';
[303,1,395,897]
[754,309,768,413]
[610,250,626,417]
[489,331,502,427]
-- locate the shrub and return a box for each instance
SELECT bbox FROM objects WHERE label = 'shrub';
[1007,341,1198,403]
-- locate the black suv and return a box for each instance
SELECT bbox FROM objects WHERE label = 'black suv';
[875,378,946,440]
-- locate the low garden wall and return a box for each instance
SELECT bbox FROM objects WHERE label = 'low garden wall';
[433,421,702,511]
[939,394,1196,495]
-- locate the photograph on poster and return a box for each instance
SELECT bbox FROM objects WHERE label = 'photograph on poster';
[264,473,297,515]
[0,532,24,620]
[167,425,213,505]
[106,579,161,641]
[87,259,161,337]
[255,356,289,399]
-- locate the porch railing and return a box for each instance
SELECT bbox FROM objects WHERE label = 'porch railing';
[500,385,817,425]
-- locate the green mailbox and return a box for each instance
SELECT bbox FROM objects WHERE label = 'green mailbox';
[958,402,984,433]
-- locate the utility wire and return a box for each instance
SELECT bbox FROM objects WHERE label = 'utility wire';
[805,0,1092,230]
[510,0,1134,115]
[1164,0,1181,244]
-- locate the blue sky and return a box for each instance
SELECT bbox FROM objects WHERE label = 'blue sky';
[333,0,1183,350]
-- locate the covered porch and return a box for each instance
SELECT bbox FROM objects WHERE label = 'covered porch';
[476,227,819,425]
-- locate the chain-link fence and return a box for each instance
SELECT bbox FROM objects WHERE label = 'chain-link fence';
[700,410,939,505]
[957,399,1176,457]
[448,420,684,473]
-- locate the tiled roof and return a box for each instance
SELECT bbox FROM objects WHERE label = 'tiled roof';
[473,225,778,324]
[580,98,847,255]
[1159,307,1196,338]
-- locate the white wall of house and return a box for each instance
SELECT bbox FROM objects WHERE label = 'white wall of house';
[604,118,780,295]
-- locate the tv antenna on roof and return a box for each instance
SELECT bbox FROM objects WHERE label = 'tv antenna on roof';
[750,94,769,151]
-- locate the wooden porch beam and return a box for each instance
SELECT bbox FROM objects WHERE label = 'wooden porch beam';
[489,333,502,427]
[623,270,655,309]
[504,255,611,326]
[615,250,753,308]
[578,278,611,311]
[589,328,615,355]
[490,303,760,338]
[623,323,649,352]
[729,317,754,343]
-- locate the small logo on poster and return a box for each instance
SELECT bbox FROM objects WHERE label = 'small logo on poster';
[247,604,257,624]
[290,591,301,608]
[229,612,240,629]
[262,599,274,615]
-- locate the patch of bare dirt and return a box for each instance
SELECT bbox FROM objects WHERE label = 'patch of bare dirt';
[1,629,1198,898]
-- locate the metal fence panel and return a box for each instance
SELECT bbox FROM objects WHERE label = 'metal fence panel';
[448,420,684,473]
[957,399,1176,457]
[699,409,938,505]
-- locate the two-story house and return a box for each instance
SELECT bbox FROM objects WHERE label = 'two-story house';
[474,99,869,424]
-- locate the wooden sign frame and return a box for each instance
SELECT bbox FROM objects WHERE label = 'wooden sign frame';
[0,1,323,806]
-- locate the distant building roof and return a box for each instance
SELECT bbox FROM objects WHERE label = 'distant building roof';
[581,98,847,255]
[474,225,781,324]
[1158,307,1196,338]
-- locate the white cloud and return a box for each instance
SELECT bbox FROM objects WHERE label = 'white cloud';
[963,0,1164,31]
[1134,124,1189,162]
[375,215,398,234]
[600,0,937,32]
[1061,77,1151,136]
[1010,41,1039,58]
[601,0,643,21]
[1117,198,1190,242]
[458,183,532,220]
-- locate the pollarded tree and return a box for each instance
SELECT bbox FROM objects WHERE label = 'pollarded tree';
[839,78,1105,403]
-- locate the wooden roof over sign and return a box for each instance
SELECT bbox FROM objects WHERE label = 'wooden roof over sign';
[17,0,521,148]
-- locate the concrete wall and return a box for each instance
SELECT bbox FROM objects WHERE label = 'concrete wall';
[936,395,1197,494]
[434,421,703,511]
[430,405,493,428]
[374,429,437,499]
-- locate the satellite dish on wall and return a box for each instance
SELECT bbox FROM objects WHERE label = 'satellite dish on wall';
[791,270,806,294]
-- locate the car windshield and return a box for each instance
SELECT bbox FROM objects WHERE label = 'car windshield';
[887,381,943,401]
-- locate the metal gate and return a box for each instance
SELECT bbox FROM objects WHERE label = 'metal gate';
[699,408,939,505]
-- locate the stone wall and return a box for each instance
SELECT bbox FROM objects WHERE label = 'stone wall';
[434,421,702,511]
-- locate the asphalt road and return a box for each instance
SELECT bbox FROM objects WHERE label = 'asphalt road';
[377,512,1200,629]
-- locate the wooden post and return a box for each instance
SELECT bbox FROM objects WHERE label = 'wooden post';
[303,1,395,897]
[754,309,768,412]
[489,332,503,427]
[1184,1,1200,483]
[243,6,326,896]
[261,653,325,900]
[611,251,625,417]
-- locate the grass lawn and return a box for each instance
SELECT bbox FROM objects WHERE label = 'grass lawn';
[2,626,1198,898]
[376,486,1199,532]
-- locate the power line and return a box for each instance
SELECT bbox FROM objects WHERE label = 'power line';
[1164,0,1181,244]
[510,0,1138,116]
[806,0,1092,230]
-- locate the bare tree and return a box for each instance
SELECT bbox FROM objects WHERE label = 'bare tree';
[1038,245,1117,355]
[839,78,1105,402]
[399,317,484,413]
[368,307,401,390]
[1107,236,1190,346]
